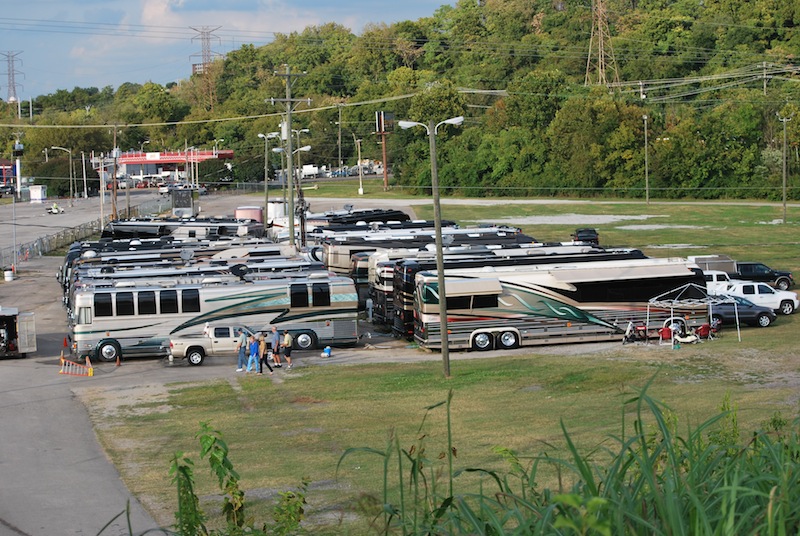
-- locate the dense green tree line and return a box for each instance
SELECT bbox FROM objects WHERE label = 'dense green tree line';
[3,0,800,199]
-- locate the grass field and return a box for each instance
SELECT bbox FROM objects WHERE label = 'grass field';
[80,198,800,533]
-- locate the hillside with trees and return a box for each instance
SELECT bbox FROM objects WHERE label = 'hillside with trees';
[2,0,800,199]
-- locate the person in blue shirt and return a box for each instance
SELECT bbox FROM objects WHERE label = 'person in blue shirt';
[246,334,260,373]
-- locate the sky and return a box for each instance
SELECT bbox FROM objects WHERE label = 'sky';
[1,0,451,100]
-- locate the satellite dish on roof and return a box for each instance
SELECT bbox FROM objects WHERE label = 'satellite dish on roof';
[230,264,251,280]
[180,248,194,262]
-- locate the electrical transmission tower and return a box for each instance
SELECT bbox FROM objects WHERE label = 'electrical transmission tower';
[191,26,222,111]
[585,0,619,87]
[1,51,23,103]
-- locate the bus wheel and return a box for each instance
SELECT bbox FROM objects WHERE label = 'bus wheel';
[98,341,121,363]
[498,331,519,349]
[294,331,316,350]
[187,348,205,366]
[472,332,493,351]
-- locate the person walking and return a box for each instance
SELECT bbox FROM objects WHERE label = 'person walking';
[258,333,273,375]
[270,326,282,368]
[246,334,260,373]
[281,329,294,370]
[235,328,247,372]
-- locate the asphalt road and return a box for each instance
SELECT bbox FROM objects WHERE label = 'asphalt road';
[0,256,161,536]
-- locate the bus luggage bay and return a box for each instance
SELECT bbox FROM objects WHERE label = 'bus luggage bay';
[69,274,358,362]
[413,257,706,351]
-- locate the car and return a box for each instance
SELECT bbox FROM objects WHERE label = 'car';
[0,184,14,197]
[715,282,799,315]
[571,228,599,245]
[709,295,777,328]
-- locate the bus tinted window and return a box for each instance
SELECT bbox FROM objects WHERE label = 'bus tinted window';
[473,294,498,309]
[290,284,308,308]
[311,283,330,306]
[138,291,156,315]
[117,292,135,316]
[161,290,178,314]
[95,294,113,317]
[447,296,470,310]
[182,289,201,313]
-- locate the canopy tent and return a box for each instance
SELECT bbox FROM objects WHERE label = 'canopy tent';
[647,283,741,342]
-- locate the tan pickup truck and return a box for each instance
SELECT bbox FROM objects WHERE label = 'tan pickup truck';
[169,324,256,366]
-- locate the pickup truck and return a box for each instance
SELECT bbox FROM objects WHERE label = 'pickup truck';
[703,270,735,294]
[734,262,794,290]
[690,255,793,290]
[169,324,256,366]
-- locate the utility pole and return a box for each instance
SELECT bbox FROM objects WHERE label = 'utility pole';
[270,65,309,248]
[337,103,343,174]
[376,111,391,191]
[112,126,119,220]
[643,114,649,205]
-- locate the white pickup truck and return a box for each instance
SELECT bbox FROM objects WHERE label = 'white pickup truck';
[704,270,737,294]
[169,324,256,366]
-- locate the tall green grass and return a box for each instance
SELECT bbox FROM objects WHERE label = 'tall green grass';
[334,383,800,535]
[138,383,800,534]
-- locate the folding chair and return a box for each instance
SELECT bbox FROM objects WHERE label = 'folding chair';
[658,326,674,346]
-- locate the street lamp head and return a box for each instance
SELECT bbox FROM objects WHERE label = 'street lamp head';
[443,116,464,126]
[397,120,420,130]
[272,147,285,153]
[258,133,266,139]
[295,145,311,153]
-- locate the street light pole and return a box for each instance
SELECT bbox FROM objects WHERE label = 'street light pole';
[353,134,363,195]
[80,151,87,199]
[293,128,309,185]
[51,146,73,206]
[398,116,464,378]
[778,113,792,224]
[258,132,279,225]
[643,114,649,205]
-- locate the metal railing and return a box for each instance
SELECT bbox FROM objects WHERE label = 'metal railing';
[0,197,171,271]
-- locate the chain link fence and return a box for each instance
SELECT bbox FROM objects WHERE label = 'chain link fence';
[1,197,171,271]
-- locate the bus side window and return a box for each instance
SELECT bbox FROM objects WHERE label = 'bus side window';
[161,290,178,314]
[447,296,470,309]
[473,294,499,309]
[95,294,113,317]
[139,291,156,315]
[311,283,330,307]
[290,284,308,308]
[117,292,135,316]
[182,289,201,313]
